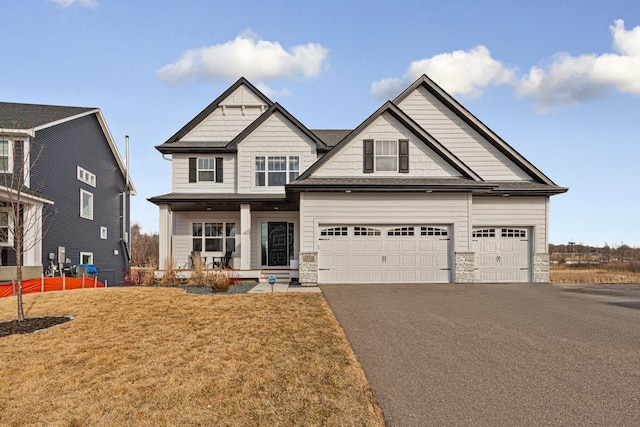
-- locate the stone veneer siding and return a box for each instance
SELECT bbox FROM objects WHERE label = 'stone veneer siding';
[533,253,550,283]
[299,251,318,286]
[454,252,475,283]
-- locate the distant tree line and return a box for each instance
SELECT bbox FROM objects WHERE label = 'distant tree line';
[550,242,640,263]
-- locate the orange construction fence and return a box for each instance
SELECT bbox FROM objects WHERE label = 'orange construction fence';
[0,276,105,298]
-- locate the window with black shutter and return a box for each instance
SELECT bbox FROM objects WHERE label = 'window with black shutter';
[188,157,197,182]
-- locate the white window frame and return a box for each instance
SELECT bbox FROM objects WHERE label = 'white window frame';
[80,189,94,220]
[255,155,300,187]
[192,221,236,254]
[375,140,398,172]
[77,166,96,187]
[80,252,93,264]
[0,138,14,173]
[0,208,14,246]
[197,158,216,182]
[100,226,108,240]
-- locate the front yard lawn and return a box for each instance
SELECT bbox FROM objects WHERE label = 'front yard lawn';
[0,288,384,426]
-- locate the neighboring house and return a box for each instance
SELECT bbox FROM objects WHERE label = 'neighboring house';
[149,76,567,285]
[0,102,134,285]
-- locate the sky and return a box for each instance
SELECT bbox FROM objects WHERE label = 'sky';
[1,0,639,246]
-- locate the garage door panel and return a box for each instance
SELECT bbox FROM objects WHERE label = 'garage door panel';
[473,227,530,283]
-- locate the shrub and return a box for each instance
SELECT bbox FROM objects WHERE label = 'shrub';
[160,256,179,286]
[209,270,230,293]
[123,268,145,286]
[187,254,207,287]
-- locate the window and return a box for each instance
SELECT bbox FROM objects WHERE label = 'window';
[198,159,216,181]
[472,228,496,238]
[0,210,11,245]
[0,139,12,173]
[388,226,414,236]
[354,227,381,236]
[376,140,397,171]
[320,226,348,237]
[255,156,299,187]
[421,227,448,236]
[192,222,236,253]
[80,252,93,264]
[80,189,93,220]
[502,228,527,238]
[100,226,107,240]
[189,157,223,183]
[77,166,96,187]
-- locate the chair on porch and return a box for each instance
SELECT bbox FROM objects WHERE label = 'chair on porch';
[214,251,233,269]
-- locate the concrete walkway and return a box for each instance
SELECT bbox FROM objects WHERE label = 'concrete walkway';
[248,282,321,293]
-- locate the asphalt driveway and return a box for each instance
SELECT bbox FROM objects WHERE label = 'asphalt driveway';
[321,283,640,426]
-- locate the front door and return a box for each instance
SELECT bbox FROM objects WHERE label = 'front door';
[267,222,288,266]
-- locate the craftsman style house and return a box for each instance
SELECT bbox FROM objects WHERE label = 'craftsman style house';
[0,103,134,285]
[150,76,566,284]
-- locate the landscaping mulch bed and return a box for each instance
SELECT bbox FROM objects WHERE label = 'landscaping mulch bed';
[0,316,73,338]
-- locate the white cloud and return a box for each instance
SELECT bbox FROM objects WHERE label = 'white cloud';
[47,0,98,8]
[371,46,515,99]
[516,19,640,110]
[157,30,329,86]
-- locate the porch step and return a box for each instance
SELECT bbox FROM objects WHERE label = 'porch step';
[259,270,291,284]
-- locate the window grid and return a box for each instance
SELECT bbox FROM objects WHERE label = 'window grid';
[0,211,9,244]
[0,140,10,172]
[255,156,300,187]
[354,226,381,236]
[421,226,448,236]
[192,222,236,253]
[501,228,527,238]
[320,226,348,236]
[472,228,496,238]
[77,166,96,187]
[197,158,216,182]
[375,140,398,172]
[388,226,414,236]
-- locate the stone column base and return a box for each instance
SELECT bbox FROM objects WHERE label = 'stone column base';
[454,252,475,283]
[299,252,318,286]
[533,253,550,283]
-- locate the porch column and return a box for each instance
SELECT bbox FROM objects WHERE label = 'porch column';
[240,203,251,270]
[158,204,172,270]
[22,202,43,267]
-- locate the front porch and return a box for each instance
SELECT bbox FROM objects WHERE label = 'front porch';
[152,194,302,281]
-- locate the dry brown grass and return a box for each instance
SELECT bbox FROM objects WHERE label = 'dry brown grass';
[551,265,640,284]
[0,288,384,426]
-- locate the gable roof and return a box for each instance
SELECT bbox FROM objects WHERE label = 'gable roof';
[226,102,329,152]
[310,129,351,147]
[394,74,558,186]
[297,100,481,181]
[0,102,135,195]
[158,77,274,149]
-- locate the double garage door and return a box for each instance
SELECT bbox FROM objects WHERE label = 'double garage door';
[318,225,451,284]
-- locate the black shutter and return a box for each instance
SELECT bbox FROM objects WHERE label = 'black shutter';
[189,157,197,182]
[399,139,409,173]
[215,157,223,183]
[363,139,374,173]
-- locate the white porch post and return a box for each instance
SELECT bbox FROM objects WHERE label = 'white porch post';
[22,202,43,267]
[158,204,172,270]
[240,203,251,270]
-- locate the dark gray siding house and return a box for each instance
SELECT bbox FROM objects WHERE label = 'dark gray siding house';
[0,102,134,285]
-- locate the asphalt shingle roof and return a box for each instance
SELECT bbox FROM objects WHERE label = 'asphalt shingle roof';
[310,129,351,147]
[0,102,95,129]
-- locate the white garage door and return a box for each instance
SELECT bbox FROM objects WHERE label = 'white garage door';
[318,225,451,284]
[471,227,531,282]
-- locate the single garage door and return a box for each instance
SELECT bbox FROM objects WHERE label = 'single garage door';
[318,225,451,284]
[471,227,531,282]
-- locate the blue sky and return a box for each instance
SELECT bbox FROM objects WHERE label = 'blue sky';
[2,0,639,246]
